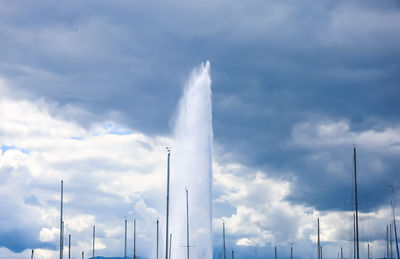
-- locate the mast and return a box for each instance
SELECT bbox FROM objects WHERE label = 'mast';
[124,218,127,259]
[92,226,95,259]
[341,245,343,259]
[275,246,277,259]
[223,222,226,259]
[157,219,159,259]
[318,218,321,259]
[232,250,234,259]
[353,213,356,259]
[31,249,34,259]
[82,251,84,259]
[391,224,394,259]
[186,188,190,259]
[134,219,136,259]
[291,245,293,259]
[354,147,360,259]
[68,234,71,259]
[169,233,172,259]
[165,148,171,259]
[60,180,64,259]
[389,185,400,259]
[368,243,370,259]
[388,225,390,259]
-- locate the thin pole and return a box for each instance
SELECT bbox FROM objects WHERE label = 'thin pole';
[186,189,190,259]
[341,246,343,259]
[157,219,159,259]
[223,222,226,259]
[291,245,293,259]
[321,246,323,259]
[232,250,234,259]
[388,225,390,259]
[169,233,172,259]
[354,213,356,259]
[93,226,95,259]
[165,148,171,259]
[354,147,360,259]
[134,219,136,259]
[60,180,63,259]
[390,185,400,259]
[275,246,277,259]
[62,221,65,258]
[31,249,34,259]
[391,224,394,259]
[318,218,320,259]
[368,243,370,259]
[82,251,84,259]
[68,234,71,259]
[124,219,127,259]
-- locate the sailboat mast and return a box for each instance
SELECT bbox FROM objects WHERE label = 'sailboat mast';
[353,213,356,259]
[341,245,343,259]
[291,245,293,259]
[169,233,172,259]
[388,225,390,259]
[223,222,226,259]
[186,189,190,259]
[92,225,95,259]
[31,249,34,259]
[353,147,360,259]
[134,219,136,259]
[60,180,64,259]
[156,219,159,259]
[68,234,71,259]
[165,148,171,259]
[391,224,394,259]
[389,185,400,259]
[275,246,277,259]
[124,218,127,259]
[62,221,64,259]
[318,218,320,259]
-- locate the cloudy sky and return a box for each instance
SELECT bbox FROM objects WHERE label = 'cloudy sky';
[0,0,399,258]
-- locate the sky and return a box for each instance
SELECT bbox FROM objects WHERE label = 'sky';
[0,0,400,258]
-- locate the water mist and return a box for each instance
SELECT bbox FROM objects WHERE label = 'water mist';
[170,61,213,259]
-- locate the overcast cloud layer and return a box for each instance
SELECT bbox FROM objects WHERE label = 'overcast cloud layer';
[0,0,399,258]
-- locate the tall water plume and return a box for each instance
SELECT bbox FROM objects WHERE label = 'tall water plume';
[170,61,213,259]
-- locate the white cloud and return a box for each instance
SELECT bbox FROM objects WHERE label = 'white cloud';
[0,83,169,257]
[39,227,59,242]
[291,120,400,152]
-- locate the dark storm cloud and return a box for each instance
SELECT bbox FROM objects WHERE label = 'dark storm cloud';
[1,0,399,217]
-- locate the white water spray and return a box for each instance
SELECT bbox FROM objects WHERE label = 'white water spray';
[170,61,213,259]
